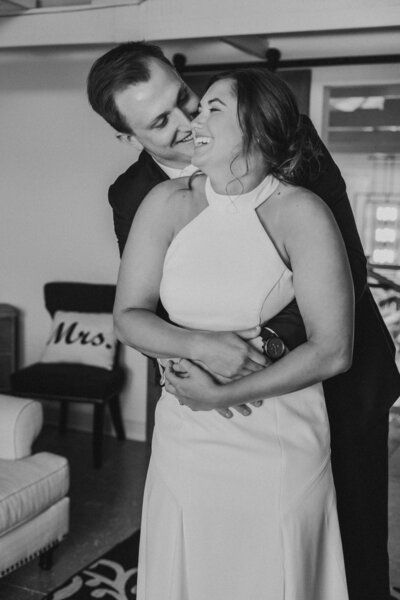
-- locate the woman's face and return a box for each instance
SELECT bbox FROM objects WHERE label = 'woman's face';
[191,79,244,171]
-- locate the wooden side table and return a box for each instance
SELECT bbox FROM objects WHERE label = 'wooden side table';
[0,304,19,392]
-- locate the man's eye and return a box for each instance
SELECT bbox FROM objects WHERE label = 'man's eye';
[155,116,169,129]
[178,95,188,107]
[210,108,220,113]
[178,90,190,107]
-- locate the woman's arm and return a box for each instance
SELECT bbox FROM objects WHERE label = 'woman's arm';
[113,181,266,377]
[165,188,355,409]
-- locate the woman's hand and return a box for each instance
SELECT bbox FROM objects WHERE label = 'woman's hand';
[192,327,267,379]
[168,359,266,417]
[165,359,225,411]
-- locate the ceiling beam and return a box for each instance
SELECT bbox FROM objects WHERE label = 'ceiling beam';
[0,0,36,8]
[221,35,269,59]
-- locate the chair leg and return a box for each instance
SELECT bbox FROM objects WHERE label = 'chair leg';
[59,401,69,435]
[93,403,105,468]
[109,395,126,441]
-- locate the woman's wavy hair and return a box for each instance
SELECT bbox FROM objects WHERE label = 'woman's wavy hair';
[206,67,322,185]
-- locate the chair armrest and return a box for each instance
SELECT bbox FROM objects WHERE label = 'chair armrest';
[0,395,43,459]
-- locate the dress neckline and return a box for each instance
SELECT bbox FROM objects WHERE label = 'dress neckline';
[205,174,280,213]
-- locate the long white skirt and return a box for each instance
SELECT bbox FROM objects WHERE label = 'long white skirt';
[137,383,349,600]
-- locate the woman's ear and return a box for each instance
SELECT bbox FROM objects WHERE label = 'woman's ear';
[116,133,143,152]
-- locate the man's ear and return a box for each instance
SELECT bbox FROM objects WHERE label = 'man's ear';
[116,133,143,152]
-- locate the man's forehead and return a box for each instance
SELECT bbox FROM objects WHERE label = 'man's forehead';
[148,57,180,81]
[115,64,184,130]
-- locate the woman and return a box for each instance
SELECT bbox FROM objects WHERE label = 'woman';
[114,68,353,599]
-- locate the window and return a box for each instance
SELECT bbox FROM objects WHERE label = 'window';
[325,84,400,154]
[322,82,400,266]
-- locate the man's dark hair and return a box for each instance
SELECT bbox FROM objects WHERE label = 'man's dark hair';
[87,42,173,134]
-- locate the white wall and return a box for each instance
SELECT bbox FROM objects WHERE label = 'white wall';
[0,47,147,440]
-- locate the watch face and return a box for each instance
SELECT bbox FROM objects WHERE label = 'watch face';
[264,337,285,360]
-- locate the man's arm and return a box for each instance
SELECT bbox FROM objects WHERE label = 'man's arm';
[109,181,135,257]
[108,151,169,257]
[264,299,306,350]
[109,154,172,322]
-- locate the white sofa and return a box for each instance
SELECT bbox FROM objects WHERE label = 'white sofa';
[0,394,69,577]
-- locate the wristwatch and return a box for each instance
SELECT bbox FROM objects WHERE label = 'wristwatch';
[260,326,286,361]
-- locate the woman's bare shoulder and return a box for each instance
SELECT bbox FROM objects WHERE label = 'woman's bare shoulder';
[146,174,205,204]
[133,174,207,242]
[272,182,332,223]
[134,176,195,223]
[142,177,188,206]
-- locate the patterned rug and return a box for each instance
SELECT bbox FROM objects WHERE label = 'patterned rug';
[45,529,140,600]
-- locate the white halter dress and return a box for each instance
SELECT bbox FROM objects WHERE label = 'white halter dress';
[137,175,348,600]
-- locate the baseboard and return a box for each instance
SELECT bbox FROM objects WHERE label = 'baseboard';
[43,402,146,442]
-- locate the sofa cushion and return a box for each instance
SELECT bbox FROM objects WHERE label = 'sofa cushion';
[11,363,125,400]
[0,452,69,536]
[0,396,43,460]
[0,497,70,578]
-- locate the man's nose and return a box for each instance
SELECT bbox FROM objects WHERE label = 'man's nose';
[174,108,192,128]
[191,120,202,134]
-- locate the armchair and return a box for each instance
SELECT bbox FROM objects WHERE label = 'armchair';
[0,394,69,577]
[11,282,126,468]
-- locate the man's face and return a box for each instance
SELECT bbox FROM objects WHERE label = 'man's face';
[114,59,199,169]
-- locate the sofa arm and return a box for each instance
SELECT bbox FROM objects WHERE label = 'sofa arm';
[0,395,43,460]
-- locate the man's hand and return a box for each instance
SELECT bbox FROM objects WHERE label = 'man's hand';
[193,326,267,380]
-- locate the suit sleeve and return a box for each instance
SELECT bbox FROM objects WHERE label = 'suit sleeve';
[109,180,136,258]
[108,168,171,323]
[264,115,367,350]
[300,115,367,303]
[264,299,307,350]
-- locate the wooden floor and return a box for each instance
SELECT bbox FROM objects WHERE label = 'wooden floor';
[2,418,400,599]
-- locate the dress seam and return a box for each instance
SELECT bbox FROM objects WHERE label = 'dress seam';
[259,269,293,323]
[274,397,286,599]
[150,451,184,508]
[281,453,331,516]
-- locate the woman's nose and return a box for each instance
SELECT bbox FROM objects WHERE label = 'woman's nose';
[191,113,205,132]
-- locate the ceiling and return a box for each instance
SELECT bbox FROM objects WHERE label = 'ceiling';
[0,0,398,66]
[0,0,141,14]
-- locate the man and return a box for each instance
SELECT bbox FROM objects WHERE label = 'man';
[87,42,400,600]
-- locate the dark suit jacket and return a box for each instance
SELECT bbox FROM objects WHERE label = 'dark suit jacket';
[109,118,400,438]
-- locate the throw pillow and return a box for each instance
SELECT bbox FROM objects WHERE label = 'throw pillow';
[40,311,117,370]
